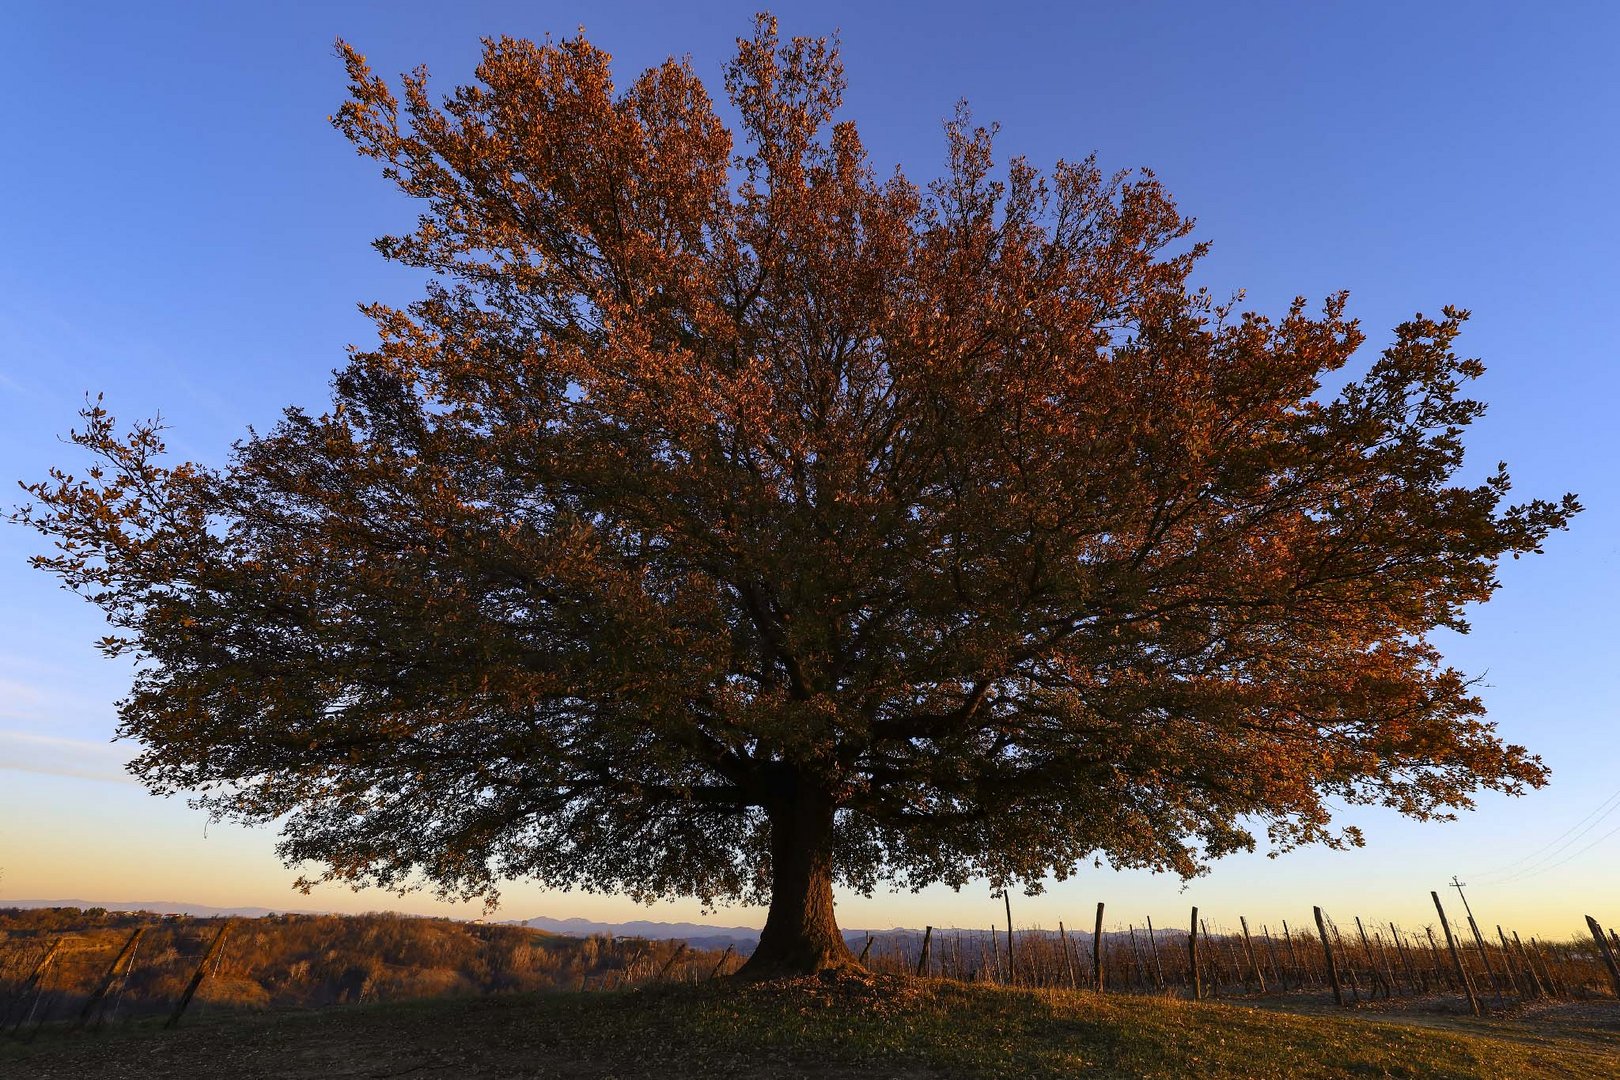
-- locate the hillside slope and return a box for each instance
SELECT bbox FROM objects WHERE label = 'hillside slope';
[0,907,723,1017]
[4,971,1616,1079]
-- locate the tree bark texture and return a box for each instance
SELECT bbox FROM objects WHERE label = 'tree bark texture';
[739,775,855,976]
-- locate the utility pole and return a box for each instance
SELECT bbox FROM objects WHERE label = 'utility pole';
[1449,876,1501,996]
[1447,876,1476,923]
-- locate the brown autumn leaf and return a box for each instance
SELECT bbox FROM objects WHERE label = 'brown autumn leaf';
[12,15,1578,976]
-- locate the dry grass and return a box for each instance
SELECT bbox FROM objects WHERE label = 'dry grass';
[4,969,1617,1078]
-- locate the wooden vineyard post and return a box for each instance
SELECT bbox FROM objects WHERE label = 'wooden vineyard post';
[1187,907,1201,1001]
[656,941,689,981]
[1354,917,1387,998]
[1371,929,1400,996]
[709,944,735,980]
[1128,926,1148,990]
[1377,928,1401,995]
[1494,926,1531,999]
[1058,922,1077,988]
[1510,931,1549,998]
[1239,917,1266,993]
[1500,925,1530,998]
[1281,921,1305,987]
[1531,938,1566,998]
[915,926,933,978]
[1327,920,1359,999]
[2,938,61,1033]
[1217,923,1248,993]
[1260,925,1283,989]
[1003,892,1017,986]
[1424,926,1446,991]
[1200,920,1225,996]
[1467,916,1501,999]
[77,927,146,1028]
[1586,916,1620,998]
[166,921,232,1029]
[1447,876,1498,996]
[1145,916,1166,990]
[1424,927,1450,990]
[1092,902,1105,993]
[1431,892,1481,1017]
[1390,924,1421,993]
[1313,907,1344,1007]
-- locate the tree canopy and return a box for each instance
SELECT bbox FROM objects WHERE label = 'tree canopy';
[16,17,1577,973]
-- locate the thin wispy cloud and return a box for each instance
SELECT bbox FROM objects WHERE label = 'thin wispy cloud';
[0,728,134,784]
[0,368,38,398]
[0,651,127,733]
[0,674,116,726]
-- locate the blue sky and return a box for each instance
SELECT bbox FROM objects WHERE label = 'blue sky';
[2,2,1615,938]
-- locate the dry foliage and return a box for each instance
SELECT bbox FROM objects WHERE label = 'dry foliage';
[13,16,1577,973]
[0,907,721,1018]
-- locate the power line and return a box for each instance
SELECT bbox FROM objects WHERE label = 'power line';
[1480,786,1620,875]
[1477,800,1620,884]
[1469,785,1620,884]
[1498,819,1620,880]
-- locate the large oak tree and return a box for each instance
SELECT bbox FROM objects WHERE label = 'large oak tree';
[17,18,1577,974]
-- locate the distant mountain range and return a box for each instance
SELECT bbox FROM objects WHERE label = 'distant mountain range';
[0,900,927,955]
[508,916,989,956]
[13,900,1131,960]
[0,898,322,918]
[512,915,766,952]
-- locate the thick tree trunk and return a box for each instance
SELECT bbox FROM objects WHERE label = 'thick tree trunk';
[739,775,856,977]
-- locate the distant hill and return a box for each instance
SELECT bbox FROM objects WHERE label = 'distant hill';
[0,906,725,1017]
[0,899,319,918]
[6,901,1120,957]
[0,900,928,957]
[5,901,1121,957]
[513,915,765,952]
[511,915,943,956]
